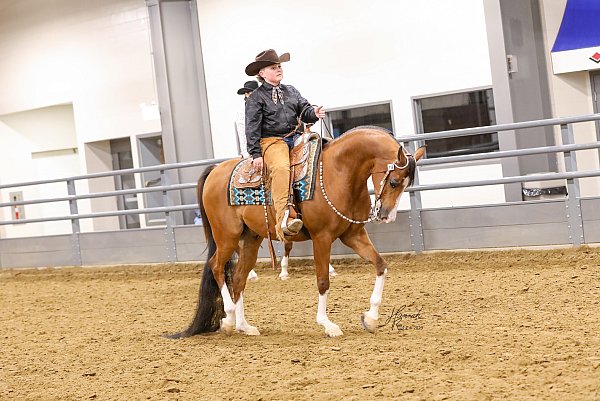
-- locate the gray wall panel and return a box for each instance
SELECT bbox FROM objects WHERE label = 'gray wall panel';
[173,225,206,261]
[581,198,600,220]
[79,228,165,249]
[80,229,168,265]
[1,250,75,268]
[1,235,71,253]
[424,222,569,250]
[365,231,412,253]
[82,247,167,265]
[364,214,411,234]
[583,220,600,243]
[422,201,566,229]
[2,197,600,269]
[0,235,72,268]
[579,198,600,243]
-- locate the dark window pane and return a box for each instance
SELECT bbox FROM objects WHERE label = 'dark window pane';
[328,103,393,138]
[417,89,498,158]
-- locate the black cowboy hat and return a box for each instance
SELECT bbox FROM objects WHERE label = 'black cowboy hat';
[236,80,259,95]
[245,49,290,76]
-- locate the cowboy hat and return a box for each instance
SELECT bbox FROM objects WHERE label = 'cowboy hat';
[236,80,259,95]
[245,49,290,76]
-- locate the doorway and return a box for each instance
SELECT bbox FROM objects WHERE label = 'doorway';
[110,138,140,229]
[138,134,166,226]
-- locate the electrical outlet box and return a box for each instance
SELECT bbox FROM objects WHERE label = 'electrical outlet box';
[9,191,25,220]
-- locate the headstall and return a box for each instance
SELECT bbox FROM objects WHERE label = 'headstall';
[319,149,414,224]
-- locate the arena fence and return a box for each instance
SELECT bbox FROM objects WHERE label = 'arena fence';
[2,114,600,268]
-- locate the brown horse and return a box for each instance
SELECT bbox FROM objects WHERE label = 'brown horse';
[170,126,425,338]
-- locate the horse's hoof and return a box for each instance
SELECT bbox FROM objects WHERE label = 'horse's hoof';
[220,319,235,336]
[328,266,337,277]
[239,325,261,336]
[247,270,258,282]
[162,332,185,340]
[361,313,378,333]
[325,324,344,338]
[278,272,290,280]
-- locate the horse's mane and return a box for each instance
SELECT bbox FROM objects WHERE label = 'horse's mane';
[323,125,417,186]
[324,125,394,149]
[343,125,393,136]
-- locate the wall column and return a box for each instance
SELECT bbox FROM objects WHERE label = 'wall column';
[146,0,213,223]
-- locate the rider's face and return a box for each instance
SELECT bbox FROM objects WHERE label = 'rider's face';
[259,64,283,85]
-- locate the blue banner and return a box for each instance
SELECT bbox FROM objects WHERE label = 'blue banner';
[552,0,600,52]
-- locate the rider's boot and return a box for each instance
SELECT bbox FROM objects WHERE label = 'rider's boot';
[281,208,303,236]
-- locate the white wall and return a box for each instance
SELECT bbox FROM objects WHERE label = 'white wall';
[5,0,599,238]
[196,0,492,157]
[196,0,499,207]
[0,105,80,237]
[0,0,161,236]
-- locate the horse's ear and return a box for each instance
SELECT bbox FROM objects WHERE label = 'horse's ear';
[397,145,407,166]
[414,146,426,161]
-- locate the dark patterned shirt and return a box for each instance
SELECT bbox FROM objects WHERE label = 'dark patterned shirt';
[245,81,318,159]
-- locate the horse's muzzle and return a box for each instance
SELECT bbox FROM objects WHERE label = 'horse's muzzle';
[376,206,397,224]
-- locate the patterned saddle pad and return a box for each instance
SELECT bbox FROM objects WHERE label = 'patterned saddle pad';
[228,133,322,206]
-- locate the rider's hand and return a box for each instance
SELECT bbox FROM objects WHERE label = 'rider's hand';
[252,156,263,171]
[314,105,326,119]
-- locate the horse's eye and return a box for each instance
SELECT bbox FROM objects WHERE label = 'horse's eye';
[389,179,399,189]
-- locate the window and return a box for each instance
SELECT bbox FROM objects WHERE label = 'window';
[414,89,498,158]
[326,102,393,138]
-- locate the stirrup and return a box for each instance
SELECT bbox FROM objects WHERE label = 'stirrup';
[282,218,303,236]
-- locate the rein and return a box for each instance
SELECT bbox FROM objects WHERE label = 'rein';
[318,143,413,225]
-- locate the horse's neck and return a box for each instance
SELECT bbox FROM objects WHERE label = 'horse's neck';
[324,135,382,186]
[323,135,379,194]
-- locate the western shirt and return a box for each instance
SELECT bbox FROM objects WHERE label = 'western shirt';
[245,82,318,159]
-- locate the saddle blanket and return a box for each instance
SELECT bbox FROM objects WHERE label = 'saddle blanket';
[227,134,321,206]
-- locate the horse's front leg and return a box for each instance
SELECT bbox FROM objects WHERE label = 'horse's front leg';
[280,240,337,280]
[313,236,343,337]
[340,227,388,333]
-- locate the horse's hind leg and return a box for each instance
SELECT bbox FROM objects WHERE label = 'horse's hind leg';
[279,240,293,280]
[328,262,337,277]
[247,268,258,281]
[340,227,388,333]
[231,231,263,335]
[209,240,239,335]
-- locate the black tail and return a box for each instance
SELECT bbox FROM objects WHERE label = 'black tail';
[165,165,234,339]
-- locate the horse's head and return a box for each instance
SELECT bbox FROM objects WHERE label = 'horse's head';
[372,144,426,223]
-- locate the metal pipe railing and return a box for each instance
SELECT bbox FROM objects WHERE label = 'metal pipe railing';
[2,113,600,260]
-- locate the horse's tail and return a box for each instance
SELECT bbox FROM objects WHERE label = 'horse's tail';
[165,165,234,338]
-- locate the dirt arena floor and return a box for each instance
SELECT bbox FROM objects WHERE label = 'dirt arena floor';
[1,247,599,401]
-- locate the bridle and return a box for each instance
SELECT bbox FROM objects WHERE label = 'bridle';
[318,147,414,224]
